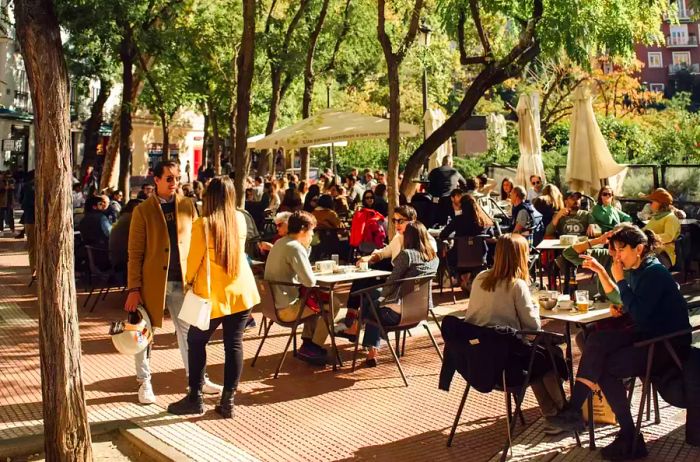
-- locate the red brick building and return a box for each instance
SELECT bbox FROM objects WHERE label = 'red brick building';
[635,0,700,95]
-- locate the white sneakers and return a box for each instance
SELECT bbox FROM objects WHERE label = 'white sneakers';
[138,377,221,404]
[138,381,156,404]
[202,377,223,395]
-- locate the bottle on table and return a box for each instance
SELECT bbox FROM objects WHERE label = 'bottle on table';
[569,273,578,302]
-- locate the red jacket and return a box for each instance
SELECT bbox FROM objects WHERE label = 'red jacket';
[350,208,386,248]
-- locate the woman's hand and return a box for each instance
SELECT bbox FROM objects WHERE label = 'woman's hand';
[586,224,596,237]
[609,304,624,318]
[580,254,606,275]
[611,257,625,282]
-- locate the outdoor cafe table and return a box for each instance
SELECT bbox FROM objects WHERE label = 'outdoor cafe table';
[539,300,613,449]
[314,269,392,370]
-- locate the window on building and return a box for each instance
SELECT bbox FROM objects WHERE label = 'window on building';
[649,83,665,93]
[672,51,691,66]
[669,24,689,45]
[648,52,663,68]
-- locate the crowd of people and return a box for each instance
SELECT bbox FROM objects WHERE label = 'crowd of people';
[4,155,693,460]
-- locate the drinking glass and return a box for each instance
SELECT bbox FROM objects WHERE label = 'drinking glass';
[575,290,589,313]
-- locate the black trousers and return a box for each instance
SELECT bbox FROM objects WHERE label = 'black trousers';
[576,329,678,435]
[187,309,251,392]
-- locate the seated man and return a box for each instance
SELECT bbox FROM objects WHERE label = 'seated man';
[79,194,111,250]
[510,185,543,245]
[264,211,338,365]
[545,191,590,238]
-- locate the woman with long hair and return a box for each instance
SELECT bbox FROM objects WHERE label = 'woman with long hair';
[500,177,514,201]
[358,222,439,366]
[168,177,261,418]
[533,184,565,231]
[465,234,567,431]
[549,226,691,459]
[588,186,631,234]
[279,187,303,212]
[303,184,321,212]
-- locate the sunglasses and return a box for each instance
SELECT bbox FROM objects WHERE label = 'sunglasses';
[165,176,181,183]
[391,218,408,225]
[531,181,541,186]
[601,192,613,197]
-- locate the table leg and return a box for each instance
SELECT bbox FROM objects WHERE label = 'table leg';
[580,324,596,450]
[565,323,575,394]
[326,286,342,370]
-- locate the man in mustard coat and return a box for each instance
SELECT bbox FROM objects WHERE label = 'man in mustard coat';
[125,160,221,404]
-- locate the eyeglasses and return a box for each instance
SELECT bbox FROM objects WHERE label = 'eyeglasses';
[391,218,407,225]
[531,181,541,186]
[601,192,613,197]
[165,176,181,183]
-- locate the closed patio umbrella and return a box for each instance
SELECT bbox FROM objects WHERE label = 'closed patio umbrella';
[566,85,626,195]
[515,92,546,188]
[424,108,453,170]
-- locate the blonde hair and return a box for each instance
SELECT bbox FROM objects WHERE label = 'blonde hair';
[480,234,530,292]
[540,184,565,210]
[202,177,240,278]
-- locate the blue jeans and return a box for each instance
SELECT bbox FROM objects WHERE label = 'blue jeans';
[360,289,401,348]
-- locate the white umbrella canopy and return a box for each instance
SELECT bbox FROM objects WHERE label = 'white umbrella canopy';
[515,92,546,188]
[565,85,626,195]
[250,109,420,150]
[424,108,453,170]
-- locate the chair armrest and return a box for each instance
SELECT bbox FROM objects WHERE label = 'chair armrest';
[633,327,694,348]
[519,330,566,344]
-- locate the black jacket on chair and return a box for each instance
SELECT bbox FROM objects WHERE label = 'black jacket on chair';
[438,315,566,393]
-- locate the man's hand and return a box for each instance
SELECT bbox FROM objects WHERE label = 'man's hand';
[124,290,142,312]
[580,254,606,275]
[258,241,273,252]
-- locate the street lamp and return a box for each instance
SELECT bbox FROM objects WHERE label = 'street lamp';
[418,18,432,178]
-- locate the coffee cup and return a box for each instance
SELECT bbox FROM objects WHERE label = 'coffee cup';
[358,260,369,271]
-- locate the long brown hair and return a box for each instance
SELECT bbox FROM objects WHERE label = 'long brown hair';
[460,194,494,228]
[402,222,437,261]
[480,234,530,292]
[202,177,240,278]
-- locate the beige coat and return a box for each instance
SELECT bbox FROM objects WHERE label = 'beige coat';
[127,194,197,327]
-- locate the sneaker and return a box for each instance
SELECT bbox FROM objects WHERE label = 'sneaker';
[546,406,585,433]
[167,392,204,416]
[202,377,223,395]
[298,343,327,366]
[244,316,257,332]
[138,381,156,404]
[600,433,648,461]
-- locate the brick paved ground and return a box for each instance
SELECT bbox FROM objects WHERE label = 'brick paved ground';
[1,235,699,461]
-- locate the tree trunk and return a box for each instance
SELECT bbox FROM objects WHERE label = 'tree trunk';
[208,101,221,174]
[100,117,120,190]
[386,61,400,229]
[15,0,93,459]
[160,110,169,160]
[81,77,111,177]
[228,107,236,170]
[201,108,209,169]
[118,30,135,196]
[260,67,283,177]
[234,0,256,207]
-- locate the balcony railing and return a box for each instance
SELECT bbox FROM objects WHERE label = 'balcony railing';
[663,8,695,21]
[669,63,700,74]
[666,35,698,47]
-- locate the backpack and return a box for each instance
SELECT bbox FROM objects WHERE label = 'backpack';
[238,208,261,259]
[349,208,386,248]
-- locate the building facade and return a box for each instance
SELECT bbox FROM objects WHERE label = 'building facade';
[635,0,700,95]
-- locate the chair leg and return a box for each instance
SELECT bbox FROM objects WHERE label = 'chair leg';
[401,330,407,357]
[633,346,655,455]
[500,373,514,462]
[351,327,361,372]
[101,285,109,300]
[645,381,652,421]
[627,377,637,404]
[449,275,457,304]
[424,323,443,360]
[251,319,273,367]
[292,329,298,357]
[258,316,266,336]
[429,308,442,330]
[90,288,103,312]
[274,329,297,379]
[447,382,471,447]
[383,328,408,387]
[652,384,661,425]
[394,331,401,357]
[83,287,94,308]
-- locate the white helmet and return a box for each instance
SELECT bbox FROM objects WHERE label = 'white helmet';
[110,305,153,356]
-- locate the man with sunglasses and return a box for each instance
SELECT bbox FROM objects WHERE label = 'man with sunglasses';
[527,175,544,201]
[125,160,221,404]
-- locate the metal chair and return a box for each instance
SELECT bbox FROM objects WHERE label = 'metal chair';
[251,279,337,378]
[83,245,124,312]
[448,235,490,300]
[350,275,441,387]
[444,322,576,461]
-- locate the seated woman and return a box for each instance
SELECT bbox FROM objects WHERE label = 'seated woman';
[500,177,514,201]
[532,184,564,232]
[348,190,386,252]
[549,226,691,460]
[312,194,344,230]
[641,188,681,268]
[439,194,495,290]
[264,211,339,365]
[359,222,439,366]
[588,186,632,234]
[464,233,567,433]
[338,205,435,338]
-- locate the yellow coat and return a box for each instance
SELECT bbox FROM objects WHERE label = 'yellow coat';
[185,213,261,319]
[127,194,197,327]
[643,212,681,265]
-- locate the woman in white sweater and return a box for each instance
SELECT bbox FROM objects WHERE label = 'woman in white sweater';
[465,234,567,434]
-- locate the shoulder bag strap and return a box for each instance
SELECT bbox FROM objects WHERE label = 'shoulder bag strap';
[203,217,211,298]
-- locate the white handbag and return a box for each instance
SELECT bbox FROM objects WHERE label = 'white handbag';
[178,219,212,331]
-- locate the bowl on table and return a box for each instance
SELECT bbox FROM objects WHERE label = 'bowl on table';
[538,292,559,310]
[559,235,578,246]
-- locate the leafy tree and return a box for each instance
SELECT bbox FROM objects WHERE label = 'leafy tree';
[400,0,669,196]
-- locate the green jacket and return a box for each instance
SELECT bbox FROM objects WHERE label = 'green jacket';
[590,204,632,232]
[562,246,625,305]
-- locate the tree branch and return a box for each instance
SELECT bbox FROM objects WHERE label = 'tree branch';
[396,0,424,62]
[468,0,491,57]
[322,0,352,74]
